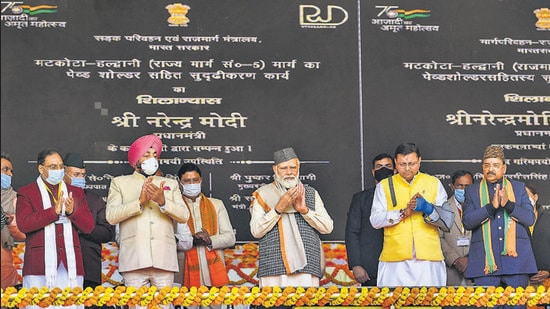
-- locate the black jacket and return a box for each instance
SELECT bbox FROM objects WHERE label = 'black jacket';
[344,187,384,286]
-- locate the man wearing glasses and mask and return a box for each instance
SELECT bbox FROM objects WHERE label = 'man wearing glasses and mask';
[106,134,188,306]
[370,143,453,287]
[16,149,94,308]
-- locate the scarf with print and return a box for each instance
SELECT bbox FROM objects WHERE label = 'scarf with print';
[480,177,517,274]
[183,193,229,287]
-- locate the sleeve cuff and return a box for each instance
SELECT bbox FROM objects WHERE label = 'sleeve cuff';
[486,203,497,217]
[503,201,515,213]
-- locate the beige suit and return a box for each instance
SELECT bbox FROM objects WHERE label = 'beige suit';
[439,197,473,286]
[106,172,189,273]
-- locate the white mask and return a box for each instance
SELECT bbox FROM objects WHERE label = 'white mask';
[140,157,159,176]
[181,183,201,197]
[529,197,535,207]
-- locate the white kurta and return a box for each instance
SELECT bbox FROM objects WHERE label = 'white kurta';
[370,173,448,287]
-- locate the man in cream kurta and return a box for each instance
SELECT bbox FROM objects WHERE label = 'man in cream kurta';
[250,147,333,288]
[106,134,188,300]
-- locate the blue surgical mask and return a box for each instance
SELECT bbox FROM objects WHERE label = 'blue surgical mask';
[46,169,64,185]
[454,189,465,204]
[1,174,12,189]
[181,183,201,197]
[71,177,86,189]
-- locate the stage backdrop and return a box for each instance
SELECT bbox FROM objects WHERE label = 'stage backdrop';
[1,0,548,241]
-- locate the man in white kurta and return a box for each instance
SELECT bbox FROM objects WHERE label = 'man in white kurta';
[370,143,449,287]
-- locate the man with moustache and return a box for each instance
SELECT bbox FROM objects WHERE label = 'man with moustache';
[345,153,394,286]
[16,149,95,309]
[463,146,536,307]
[370,143,453,287]
[250,147,333,290]
[106,134,188,302]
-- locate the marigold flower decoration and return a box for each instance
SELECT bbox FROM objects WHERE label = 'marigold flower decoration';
[1,285,549,307]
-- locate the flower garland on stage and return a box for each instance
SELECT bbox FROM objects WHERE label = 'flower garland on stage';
[2,285,549,308]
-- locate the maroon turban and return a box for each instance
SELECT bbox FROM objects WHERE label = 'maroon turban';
[128,134,163,167]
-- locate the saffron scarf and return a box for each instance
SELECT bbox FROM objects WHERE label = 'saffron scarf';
[480,177,517,274]
[183,193,229,287]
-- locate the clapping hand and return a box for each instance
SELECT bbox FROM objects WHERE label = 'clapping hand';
[293,182,308,214]
[492,184,509,209]
[193,228,212,246]
[139,177,166,207]
[55,191,74,215]
[401,193,420,219]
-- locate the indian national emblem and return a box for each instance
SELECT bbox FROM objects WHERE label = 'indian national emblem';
[534,8,550,30]
[166,3,190,27]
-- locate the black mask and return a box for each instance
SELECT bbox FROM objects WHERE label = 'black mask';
[374,167,394,182]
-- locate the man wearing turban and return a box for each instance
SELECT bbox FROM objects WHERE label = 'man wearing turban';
[249,147,333,294]
[106,134,188,306]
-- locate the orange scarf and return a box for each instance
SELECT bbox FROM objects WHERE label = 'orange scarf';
[183,194,229,287]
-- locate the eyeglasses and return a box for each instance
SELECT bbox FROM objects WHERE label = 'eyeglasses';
[397,161,419,168]
[42,164,65,170]
[482,163,503,169]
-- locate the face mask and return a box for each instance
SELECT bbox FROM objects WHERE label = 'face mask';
[374,167,394,182]
[454,189,465,203]
[182,183,201,197]
[529,197,535,207]
[46,169,64,185]
[1,174,12,189]
[71,177,86,189]
[140,157,159,176]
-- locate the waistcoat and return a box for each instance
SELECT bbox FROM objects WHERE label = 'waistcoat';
[257,185,323,278]
[379,173,444,262]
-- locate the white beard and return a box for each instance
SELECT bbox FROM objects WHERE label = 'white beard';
[274,173,299,189]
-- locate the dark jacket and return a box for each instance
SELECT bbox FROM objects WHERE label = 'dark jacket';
[80,190,115,285]
[462,179,537,279]
[345,187,384,285]
[532,207,550,272]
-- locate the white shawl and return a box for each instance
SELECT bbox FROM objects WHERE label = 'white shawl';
[36,177,78,288]
[274,182,308,273]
